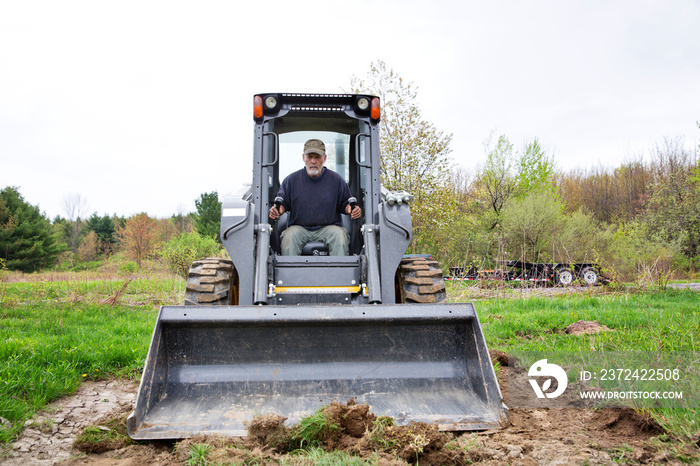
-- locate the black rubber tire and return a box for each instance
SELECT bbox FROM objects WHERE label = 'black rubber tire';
[395,257,447,304]
[554,267,574,286]
[580,266,600,286]
[185,257,238,305]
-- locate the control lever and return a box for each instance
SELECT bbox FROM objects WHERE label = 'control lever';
[270,196,284,223]
[348,197,359,221]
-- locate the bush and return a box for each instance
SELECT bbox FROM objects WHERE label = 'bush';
[77,231,99,262]
[604,221,682,282]
[161,232,221,278]
[119,261,138,275]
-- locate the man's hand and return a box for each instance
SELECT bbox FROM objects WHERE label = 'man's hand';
[269,204,285,220]
[345,203,362,220]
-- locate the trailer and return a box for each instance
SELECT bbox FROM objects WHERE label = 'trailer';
[446,260,606,286]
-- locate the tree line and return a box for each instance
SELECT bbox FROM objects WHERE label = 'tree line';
[2,133,697,282]
[419,133,699,281]
[0,187,223,275]
[2,62,698,282]
[352,61,699,281]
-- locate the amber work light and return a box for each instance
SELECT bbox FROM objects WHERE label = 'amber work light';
[370,97,380,121]
[253,95,263,119]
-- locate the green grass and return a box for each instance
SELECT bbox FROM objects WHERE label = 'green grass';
[0,277,178,444]
[73,412,133,453]
[286,446,374,465]
[287,406,339,450]
[184,443,214,466]
[452,287,700,353]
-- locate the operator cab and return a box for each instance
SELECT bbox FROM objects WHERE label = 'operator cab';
[264,114,369,256]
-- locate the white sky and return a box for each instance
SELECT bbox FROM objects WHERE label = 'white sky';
[1,0,699,220]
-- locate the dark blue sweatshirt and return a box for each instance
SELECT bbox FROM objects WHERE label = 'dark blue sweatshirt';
[277,167,351,231]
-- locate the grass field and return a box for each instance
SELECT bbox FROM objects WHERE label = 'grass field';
[0,275,179,443]
[0,275,698,451]
[450,282,700,442]
[454,287,699,353]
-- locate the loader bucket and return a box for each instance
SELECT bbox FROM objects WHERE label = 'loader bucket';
[127,303,504,440]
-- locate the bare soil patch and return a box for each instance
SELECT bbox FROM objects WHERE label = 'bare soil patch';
[4,370,697,465]
[564,320,612,335]
[3,379,139,465]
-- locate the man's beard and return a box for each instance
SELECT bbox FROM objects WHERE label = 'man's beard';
[306,166,322,177]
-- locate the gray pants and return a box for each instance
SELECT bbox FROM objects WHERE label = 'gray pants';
[280,225,349,256]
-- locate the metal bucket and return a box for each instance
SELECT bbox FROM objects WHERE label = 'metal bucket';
[127,303,504,439]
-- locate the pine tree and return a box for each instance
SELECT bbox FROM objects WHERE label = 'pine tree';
[0,186,66,272]
[194,191,222,241]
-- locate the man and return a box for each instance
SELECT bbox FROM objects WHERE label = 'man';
[269,138,362,256]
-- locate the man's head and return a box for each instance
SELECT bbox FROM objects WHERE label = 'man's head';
[302,139,327,178]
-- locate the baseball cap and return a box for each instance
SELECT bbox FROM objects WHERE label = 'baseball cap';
[303,139,326,156]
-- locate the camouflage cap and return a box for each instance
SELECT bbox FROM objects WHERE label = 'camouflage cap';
[303,139,326,156]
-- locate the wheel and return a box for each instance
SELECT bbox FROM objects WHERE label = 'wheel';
[185,257,238,305]
[554,267,574,286]
[395,257,447,303]
[580,266,600,286]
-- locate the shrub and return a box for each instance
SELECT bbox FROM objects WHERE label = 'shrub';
[161,232,221,278]
[119,261,138,275]
[77,231,99,262]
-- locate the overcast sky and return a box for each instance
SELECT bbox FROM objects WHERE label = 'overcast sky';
[2,0,699,220]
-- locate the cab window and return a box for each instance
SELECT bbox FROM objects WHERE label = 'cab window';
[278,131,350,183]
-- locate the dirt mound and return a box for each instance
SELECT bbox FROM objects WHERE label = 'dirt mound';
[245,413,288,449]
[489,349,510,366]
[311,400,452,464]
[324,398,377,438]
[242,399,452,464]
[565,320,612,335]
[589,408,664,438]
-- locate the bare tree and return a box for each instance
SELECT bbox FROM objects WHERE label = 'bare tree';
[61,193,89,253]
[349,61,455,253]
[117,213,159,268]
[172,203,191,235]
[646,136,700,258]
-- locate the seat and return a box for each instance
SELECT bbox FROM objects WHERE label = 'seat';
[272,213,352,256]
[301,241,328,256]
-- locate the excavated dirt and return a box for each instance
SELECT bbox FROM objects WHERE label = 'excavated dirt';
[4,366,697,465]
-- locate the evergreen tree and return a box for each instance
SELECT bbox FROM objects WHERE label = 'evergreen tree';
[194,191,222,241]
[0,186,66,271]
[85,213,117,254]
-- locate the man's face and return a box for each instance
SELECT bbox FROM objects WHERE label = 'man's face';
[303,152,326,178]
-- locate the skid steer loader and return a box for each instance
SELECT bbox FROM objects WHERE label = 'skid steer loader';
[127,93,504,440]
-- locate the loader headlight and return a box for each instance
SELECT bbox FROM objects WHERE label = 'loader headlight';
[265,96,278,109]
[354,95,379,121]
